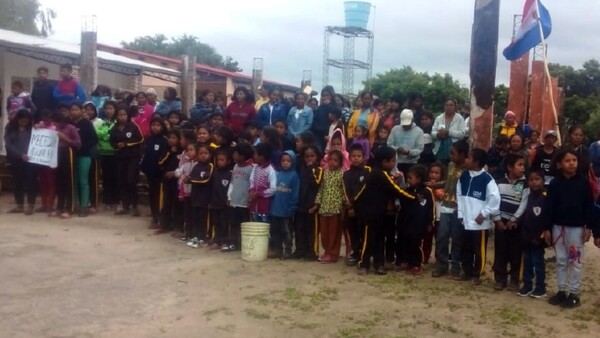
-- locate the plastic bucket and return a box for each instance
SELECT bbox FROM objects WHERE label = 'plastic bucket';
[241,222,270,262]
[344,1,371,29]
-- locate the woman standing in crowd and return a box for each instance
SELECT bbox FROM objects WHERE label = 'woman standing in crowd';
[347,91,380,145]
[431,98,465,165]
[379,94,403,131]
[334,94,352,127]
[190,89,222,125]
[155,87,182,117]
[287,92,313,137]
[564,126,591,177]
[312,86,336,151]
[224,87,256,136]
[256,87,289,128]
[132,92,154,138]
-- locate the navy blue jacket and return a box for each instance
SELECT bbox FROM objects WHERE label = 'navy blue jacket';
[140,134,168,177]
[270,151,300,217]
[256,101,289,128]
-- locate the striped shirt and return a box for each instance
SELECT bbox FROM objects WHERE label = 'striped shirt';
[494,176,527,221]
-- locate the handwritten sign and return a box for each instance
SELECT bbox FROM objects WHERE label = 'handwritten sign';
[27,129,59,168]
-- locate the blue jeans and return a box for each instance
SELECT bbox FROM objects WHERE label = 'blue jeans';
[251,213,269,223]
[522,244,546,290]
[435,212,463,273]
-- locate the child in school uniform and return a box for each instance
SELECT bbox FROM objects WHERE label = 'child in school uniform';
[110,105,144,217]
[188,144,214,248]
[269,150,300,259]
[512,168,548,298]
[140,117,168,228]
[543,148,595,308]
[95,101,118,210]
[292,145,323,261]
[457,148,501,285]
[196,124,212,147]
[423,162,445,264]
[225,143,254,252]
[157,129,183,235]
[492,153,527,291]
[34,109,57,213]
[83,102,102,213]
[52,112,81,219]
[248,143,277,223]
[355,146,416,275]
[175,130,198,242]
[395,165,434,275]
[208,150,232,250]
[343,144,371,266]
[273,120,296,152]
[312,149,346,264]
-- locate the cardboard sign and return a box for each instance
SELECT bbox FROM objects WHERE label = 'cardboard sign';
[27,128,59,168]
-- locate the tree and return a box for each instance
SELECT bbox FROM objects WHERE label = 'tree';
[364,66,469,114]
[549,59,600,139]
[493,84,509,122]
[0,0,56,36]
[121,34,242,72]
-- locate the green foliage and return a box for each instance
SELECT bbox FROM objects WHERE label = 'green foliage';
[493,84,509,122]
[549,59,600,139]
[364,66,469,114]
[121,34,242,72]
[0,0,56,36]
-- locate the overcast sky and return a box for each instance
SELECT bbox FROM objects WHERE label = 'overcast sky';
[42,0,600,93]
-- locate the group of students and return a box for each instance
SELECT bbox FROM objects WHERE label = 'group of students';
[4,67,600,309]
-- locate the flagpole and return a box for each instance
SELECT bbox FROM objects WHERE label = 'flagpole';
[534,0,561,144]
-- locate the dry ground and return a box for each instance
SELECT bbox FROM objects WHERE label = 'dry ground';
[1,197,600,338]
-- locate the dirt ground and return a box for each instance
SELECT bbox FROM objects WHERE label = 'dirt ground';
[2,197,600,338]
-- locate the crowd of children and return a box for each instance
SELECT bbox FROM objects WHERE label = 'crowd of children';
[4,64,600,309]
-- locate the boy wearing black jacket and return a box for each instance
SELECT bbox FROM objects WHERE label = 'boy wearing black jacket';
[188,144,213,248]
[355,146,416,276]
[343,144,371,266]
[208,150,232,250]
[292,145,323,260]
[158,130,183,234]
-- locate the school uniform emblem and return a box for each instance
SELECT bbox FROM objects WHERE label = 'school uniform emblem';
[222,179,229,186]
[154,144,160,151]
[418,195,427,206]
[200,171,206,178]
[126,132,132,138]
[359,176,364,182]
[533,207,541,216]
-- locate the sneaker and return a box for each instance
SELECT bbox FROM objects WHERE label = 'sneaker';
[357,268,368,276]
[187,237,199,248]
[517,285,533,297]
[561,294,581,309]
[530,288,547,299]
[281,249,292,260]
[345,256,357,266]
[179,236,189,243]
[494,282,507,291]
[410,267,423,276]
[58,212,71,219]
[432,267,448,278]
[291,251,305,260]
[395,263,409,272]
[78,208,89,217]
[47,210,58,217]
[548,291,568,306]
[473,277,482,285]
[376,267,387,275]
[198,239,208,247]
[24,206,34,216]
[507,280,520,292]
[8,206,24,214]
[131,207,140,217]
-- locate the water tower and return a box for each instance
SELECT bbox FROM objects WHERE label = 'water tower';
[323,1,374,96]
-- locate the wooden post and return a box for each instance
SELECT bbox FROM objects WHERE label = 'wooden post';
[469,0,500,150]
[541,77,559,134]
[180,55,196,117]
[80,16,98,94]
[507,53,529,125]
[528,60,545,132]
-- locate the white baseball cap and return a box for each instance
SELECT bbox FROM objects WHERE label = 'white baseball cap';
[400,109,414,126]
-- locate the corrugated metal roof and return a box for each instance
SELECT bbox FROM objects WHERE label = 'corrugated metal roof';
[0,28,179,75]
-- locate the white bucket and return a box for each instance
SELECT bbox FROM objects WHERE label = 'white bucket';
[241,222,270,262]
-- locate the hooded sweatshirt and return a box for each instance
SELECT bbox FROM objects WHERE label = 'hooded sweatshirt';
[95,117,116,156]
[224,101,256,135]
[387,123,425,164]
[270,151,300,218]
[53,76,87,106]
[6,92,36,121]
[456,168,501,230]
[320,128,350,171]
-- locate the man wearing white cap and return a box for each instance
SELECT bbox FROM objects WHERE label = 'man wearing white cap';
[387,109,425,176]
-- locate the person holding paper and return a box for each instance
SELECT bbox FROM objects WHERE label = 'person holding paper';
[4,109,37,215]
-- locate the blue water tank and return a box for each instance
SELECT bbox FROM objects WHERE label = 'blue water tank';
[344,1,371,29]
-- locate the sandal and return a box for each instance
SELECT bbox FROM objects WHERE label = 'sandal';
[59,212,71,219]
[48,211,58,217]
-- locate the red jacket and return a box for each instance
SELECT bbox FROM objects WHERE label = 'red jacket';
[224,102,256,135]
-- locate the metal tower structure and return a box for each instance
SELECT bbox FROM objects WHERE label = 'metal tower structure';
[251,57,264,96]
[323,26,374,96]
